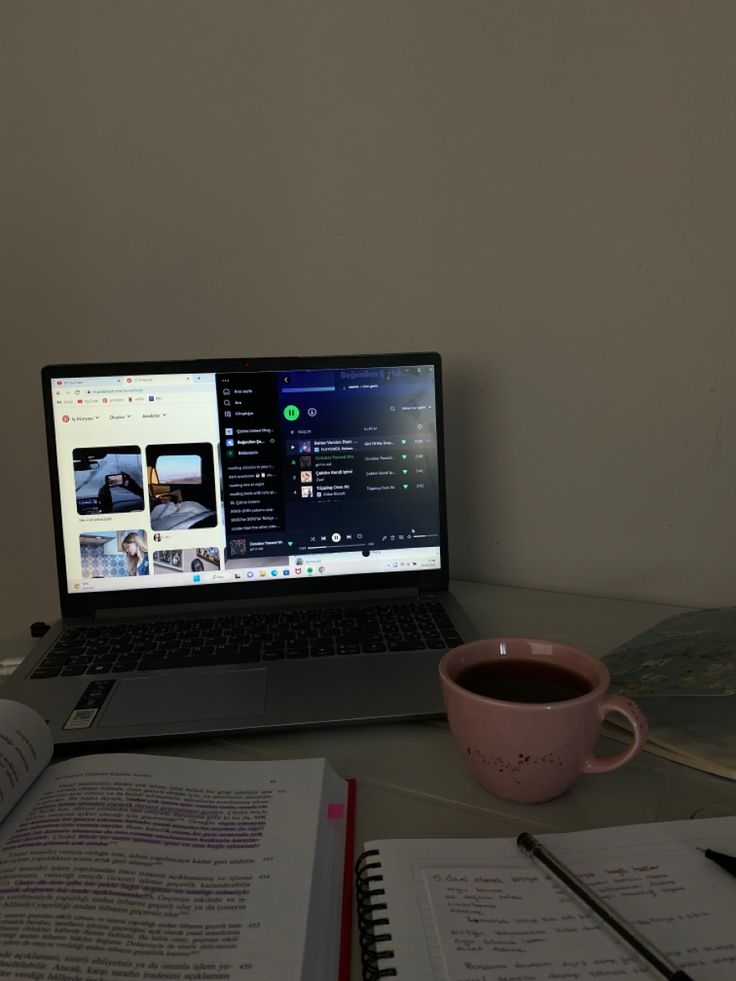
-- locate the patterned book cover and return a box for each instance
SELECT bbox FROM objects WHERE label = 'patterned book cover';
[604,607,736,697]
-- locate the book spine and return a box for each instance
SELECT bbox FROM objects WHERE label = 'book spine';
[355,849,398,979]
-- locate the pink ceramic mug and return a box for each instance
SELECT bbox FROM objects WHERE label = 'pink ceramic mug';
[439,638,648,803]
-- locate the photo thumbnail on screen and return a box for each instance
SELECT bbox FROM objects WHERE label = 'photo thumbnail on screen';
[146,443,217,531]
[153,546,220,574]
[73,446,144,515]
[79,530,149,578]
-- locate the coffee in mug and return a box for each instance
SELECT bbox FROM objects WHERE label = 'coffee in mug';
[454,658,594,703]
[439,638,648,803]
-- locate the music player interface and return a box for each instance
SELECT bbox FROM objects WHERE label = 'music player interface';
[217,366,440,566]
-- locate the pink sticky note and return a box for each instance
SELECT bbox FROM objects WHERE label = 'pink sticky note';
[327,803,345,820]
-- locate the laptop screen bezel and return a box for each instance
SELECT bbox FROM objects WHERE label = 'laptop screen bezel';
[43,352,450,617]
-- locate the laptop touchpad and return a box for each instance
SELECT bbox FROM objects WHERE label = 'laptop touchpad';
[99,669,267,727]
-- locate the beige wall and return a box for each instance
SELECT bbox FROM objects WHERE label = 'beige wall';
[1,1,734,647]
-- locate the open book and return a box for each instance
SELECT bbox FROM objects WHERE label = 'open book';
[357,816,736,980]
[0,698,353,981]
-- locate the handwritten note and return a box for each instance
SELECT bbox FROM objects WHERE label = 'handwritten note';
[423,850,736,980]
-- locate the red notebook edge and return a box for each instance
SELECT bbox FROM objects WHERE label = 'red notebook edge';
[339,777,357,981]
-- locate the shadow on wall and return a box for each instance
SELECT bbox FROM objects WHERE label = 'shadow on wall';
[443,359,504,583]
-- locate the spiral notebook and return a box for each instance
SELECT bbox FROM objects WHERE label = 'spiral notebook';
[356,816,736,980]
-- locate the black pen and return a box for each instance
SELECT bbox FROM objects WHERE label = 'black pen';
[517,832,696,981]
[703,847,736,878]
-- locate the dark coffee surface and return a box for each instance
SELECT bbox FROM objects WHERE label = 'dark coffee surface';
[455,658,593,704]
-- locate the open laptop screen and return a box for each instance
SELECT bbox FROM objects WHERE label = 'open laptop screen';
[46,356,444,601]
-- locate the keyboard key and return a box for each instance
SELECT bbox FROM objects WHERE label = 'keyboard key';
[335,643,361,656]
[138,650,261,671]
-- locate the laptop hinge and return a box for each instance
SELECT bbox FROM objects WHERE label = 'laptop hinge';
[94,586,420,620]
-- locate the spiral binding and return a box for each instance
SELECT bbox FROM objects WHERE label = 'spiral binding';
[355,849,398,979]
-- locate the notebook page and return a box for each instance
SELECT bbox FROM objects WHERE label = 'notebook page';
[364,816,736,981]
[424,848,736,979]
[363,837,523,981]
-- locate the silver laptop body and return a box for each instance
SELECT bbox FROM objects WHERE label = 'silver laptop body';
[4,353,476,746]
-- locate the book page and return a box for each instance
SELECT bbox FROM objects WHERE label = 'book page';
[0,753,347,981]
[364,816,736,981]
[0,698,53,823]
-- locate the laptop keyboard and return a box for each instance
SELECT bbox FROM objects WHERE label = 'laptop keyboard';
[30,601,465,679]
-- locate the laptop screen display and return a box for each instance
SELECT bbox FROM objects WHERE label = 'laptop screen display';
[48,361,443,596]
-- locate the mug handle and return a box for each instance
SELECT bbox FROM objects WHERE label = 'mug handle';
[583,695,649,773]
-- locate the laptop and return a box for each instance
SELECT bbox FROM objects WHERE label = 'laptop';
[5,352,476,746]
